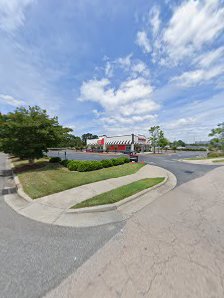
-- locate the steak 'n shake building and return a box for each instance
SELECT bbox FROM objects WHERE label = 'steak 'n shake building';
[86,134,149,153]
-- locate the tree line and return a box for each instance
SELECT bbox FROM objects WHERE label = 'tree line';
[0,105,223,162]
[0,106,98,163]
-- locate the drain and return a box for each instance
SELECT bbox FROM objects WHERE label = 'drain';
[184,170,194,174]
[0,169,13,177]
[1,187,17,195]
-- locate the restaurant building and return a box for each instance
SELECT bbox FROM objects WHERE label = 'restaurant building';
[86,134,149,153]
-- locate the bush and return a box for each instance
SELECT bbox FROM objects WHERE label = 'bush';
[67,160,82,171]
[66,156,130,172]
[60,159,69,167]
[49,157,61,163]
[111,158,121,166]
[120,156,130,163]
[100,159,113,168]
[77,160,103,172]
[111,157,129,166]
[207,152,224,158]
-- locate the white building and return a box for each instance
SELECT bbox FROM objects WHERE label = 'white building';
[86,134,149,152]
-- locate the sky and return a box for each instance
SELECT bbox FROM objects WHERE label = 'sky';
[0,0,224,142]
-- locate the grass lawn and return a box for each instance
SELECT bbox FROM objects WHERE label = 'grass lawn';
[72,177,165,209]
[184,157,208,160]
[213,159,224,163]
[14,159,145,199]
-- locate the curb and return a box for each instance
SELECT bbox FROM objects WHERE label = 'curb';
[9,158,33,202]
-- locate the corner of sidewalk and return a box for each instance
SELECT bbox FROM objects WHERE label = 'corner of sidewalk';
[4,157,177,228]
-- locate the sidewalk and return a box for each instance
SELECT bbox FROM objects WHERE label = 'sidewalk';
[45,165,224,298]
[4,164,176,227]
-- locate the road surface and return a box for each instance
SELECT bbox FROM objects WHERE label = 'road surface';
[0,151,221,297]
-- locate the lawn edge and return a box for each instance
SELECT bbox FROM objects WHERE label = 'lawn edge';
[67,176,167,214]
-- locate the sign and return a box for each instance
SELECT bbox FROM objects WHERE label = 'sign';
[97,138,104,145]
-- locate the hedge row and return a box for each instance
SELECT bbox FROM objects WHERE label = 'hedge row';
[49,157,61,163]
[65,156,130,172]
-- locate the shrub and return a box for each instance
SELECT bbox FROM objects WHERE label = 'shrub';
[120,156,130,163]
[207,152,224,158]
[111,158,121,166]
[77,160,103,172]
[49,157,61,163]
[60,159,69,167]
[67,160,82,171]
[101,159,113,168]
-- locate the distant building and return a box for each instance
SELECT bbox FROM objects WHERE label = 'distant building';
[86,134,150,152]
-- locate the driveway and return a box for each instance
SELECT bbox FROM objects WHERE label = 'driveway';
[0,153,123,298]
[46,164,224,298]
[0,151,223,297]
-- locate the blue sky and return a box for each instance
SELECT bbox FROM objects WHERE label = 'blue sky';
[0,0,224,142]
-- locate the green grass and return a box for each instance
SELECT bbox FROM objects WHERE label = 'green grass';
[72,177,165,209]
[184,157,208,160]
[213,159,224,163]
[16,161,145,199]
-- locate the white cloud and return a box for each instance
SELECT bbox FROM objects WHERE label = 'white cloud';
[0,0,34,32]
[194,47,224,68]
[162,0,224,63]
[79,77,155,112]
[136,31,151,53]
[131,61,150,77]
[166,117,197,129]
[0,94,25,106]
[172,65,224,86]
[103,54,150,79]
[79,74,159,133]
[149,6,160,37]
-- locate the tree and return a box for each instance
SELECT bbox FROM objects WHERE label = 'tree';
[0,106,71,163]
[60,134,83,148]
[209,123,224,152]
[149,126,160,154]
[171,140,186,148]
[158,131,169,152]
[81,133,98,145]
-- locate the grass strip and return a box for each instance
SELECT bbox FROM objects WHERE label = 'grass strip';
[213,159,224,163]
[15,161,145,199]
[72,177,165,209]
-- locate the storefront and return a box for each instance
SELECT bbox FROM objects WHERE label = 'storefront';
[86,134,149,153]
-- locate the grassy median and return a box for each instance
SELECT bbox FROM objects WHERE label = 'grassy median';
[213,159,224,163]
[13,158,145,199]
[72,177,165,209]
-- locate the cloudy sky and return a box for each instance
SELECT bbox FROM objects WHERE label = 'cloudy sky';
[0,0,224,142]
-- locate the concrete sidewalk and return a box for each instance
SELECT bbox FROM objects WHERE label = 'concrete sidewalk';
[4,164,176,227]
[45,165,224,298]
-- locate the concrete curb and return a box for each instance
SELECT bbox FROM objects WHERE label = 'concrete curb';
[4,157,177,227]
[8,158,33,202]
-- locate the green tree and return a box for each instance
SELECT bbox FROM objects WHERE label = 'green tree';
[158,131,169,152]
[81,133,98,145]
[149,126,160,154]
[209,123,224,152]
[60,134,83,148]
[0,106,71,163]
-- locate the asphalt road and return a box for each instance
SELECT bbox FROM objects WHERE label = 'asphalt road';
[0,151,221,298]
[0,153,123,298]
